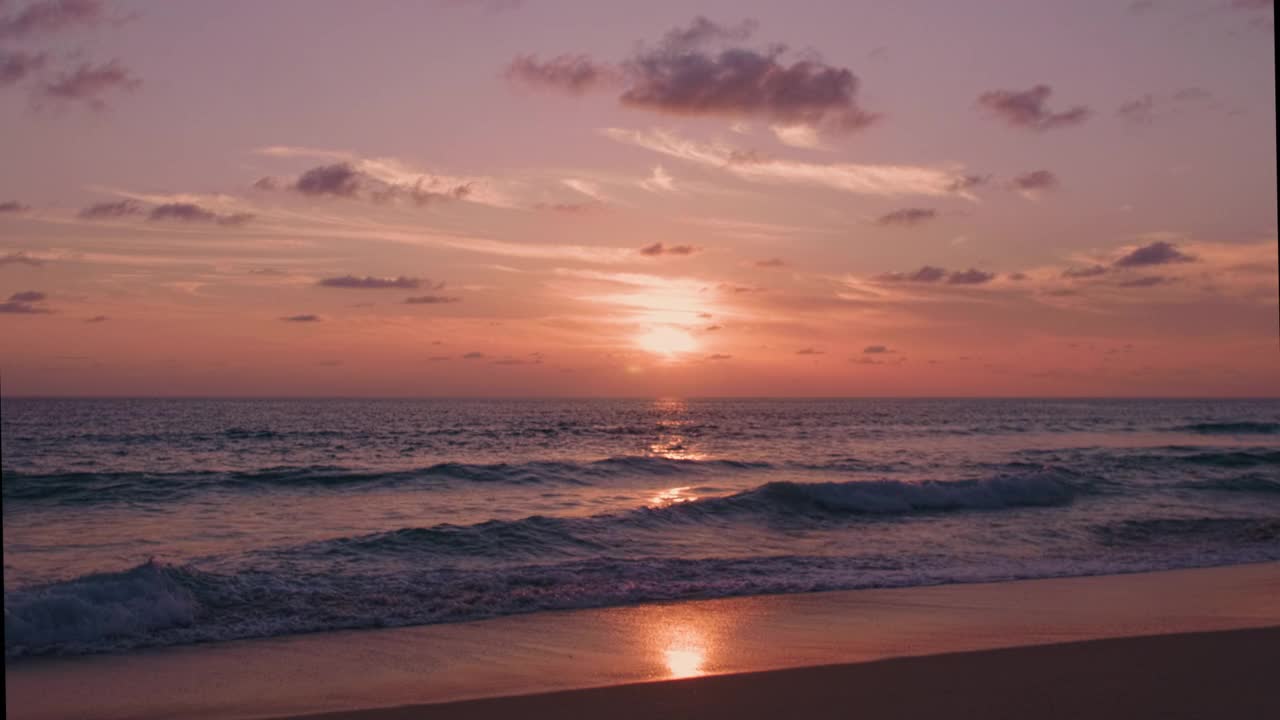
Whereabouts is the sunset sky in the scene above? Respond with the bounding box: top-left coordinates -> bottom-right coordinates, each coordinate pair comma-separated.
0,0 -> 1276,397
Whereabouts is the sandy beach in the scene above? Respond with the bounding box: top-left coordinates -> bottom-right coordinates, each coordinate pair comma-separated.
290,627 -> 1280,720
7,561 -> 1280,720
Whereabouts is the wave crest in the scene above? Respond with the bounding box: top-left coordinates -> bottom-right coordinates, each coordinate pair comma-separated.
685,471 -> 1077,517
4,561 -> 199,656
1177,421 -> 1280,435
1,456 -> 773,503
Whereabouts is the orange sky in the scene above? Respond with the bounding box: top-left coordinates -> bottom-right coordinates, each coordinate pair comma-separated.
1,1 -> 1276,396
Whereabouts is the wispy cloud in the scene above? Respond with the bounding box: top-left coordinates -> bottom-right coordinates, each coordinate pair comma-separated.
603,127 -> 973,198
639,165 -> 676,192
561,178 -> 608,202
555,268 -> 727,328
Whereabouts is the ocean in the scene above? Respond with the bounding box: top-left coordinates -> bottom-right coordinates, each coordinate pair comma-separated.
3,398 -> 1279,659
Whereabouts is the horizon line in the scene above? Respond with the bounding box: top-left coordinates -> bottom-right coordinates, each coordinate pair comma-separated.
3,395 -> 1279,401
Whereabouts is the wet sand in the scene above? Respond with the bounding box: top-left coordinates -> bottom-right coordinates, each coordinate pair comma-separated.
6,562 -> 1280,720
289,627 -> 1280,720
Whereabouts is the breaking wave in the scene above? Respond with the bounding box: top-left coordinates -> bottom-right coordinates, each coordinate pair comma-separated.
1176,421 -> 1280,436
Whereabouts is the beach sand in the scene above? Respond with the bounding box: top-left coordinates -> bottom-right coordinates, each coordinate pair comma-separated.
292,627 -> 1280,720
7,562 -> 1280,720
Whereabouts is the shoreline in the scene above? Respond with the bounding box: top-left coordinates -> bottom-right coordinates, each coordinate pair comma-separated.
278,627 -> 1280,720
7,561 -> 1279,720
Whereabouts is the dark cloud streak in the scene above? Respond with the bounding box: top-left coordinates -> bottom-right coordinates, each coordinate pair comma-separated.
1062,265 -> 1108,279
0,0 -> 104,39
0,289 -> 51,313
508,16 -> 879,135
1012,169 -> 1058,191
41,59 -> 140,108
0,49 -> 46,87
876,208 -> 936,226
148,203 -> 253,226
319,275 -> 425,289
0,251 -> 44,267
639,242 -> 699,256
877,265 -> 996,285
977,85 -> 1089,131
505,54 -> 618,94
1113,240 -> 1195,267
79,199 -> 142,219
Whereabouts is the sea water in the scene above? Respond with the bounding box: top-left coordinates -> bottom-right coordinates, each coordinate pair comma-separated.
4,397 -> 1278,658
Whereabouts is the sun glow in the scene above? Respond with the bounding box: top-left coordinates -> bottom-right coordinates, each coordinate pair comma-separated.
635,327 -> 699,357
663,647 -> 706,678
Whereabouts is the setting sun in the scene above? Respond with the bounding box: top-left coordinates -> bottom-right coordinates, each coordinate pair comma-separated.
635,327 -> 699,358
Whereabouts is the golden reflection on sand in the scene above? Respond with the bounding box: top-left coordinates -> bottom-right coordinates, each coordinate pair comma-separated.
628,599 -> 754,680
663,646 -> 706,678
660,625 -> 709,679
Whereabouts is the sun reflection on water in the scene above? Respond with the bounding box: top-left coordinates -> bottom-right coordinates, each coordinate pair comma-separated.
647,437 -> 706,461
648,398 -> 711,461
648,485 -> 699,507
